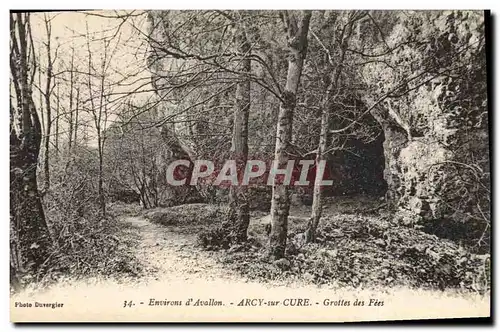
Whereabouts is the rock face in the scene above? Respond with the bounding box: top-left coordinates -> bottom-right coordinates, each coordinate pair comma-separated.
371,106 -> 409,203
396,139 -> 454,225
363,12 -> 489,248
156,125 -> 203,207
374,75 -> 489,232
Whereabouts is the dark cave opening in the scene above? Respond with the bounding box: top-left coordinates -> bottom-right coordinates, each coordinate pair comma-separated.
324,120 -> 387,198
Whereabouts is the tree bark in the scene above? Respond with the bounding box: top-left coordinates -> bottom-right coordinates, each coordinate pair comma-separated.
305,12 -> 360,242
55,82 -> 60,158
10,13 -> 52,282
305,96 -> 329,242
85,30 -> 107,216
67,47 -> 75,151
269,10 -> 312,260
98,138 -> 106,215
38,47 -> 44,134
74,87 -> 79,147
43,14 -> 53,192
228,23 -> 251,243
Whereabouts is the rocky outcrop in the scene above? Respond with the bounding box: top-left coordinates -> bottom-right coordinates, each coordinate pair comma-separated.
156,125 -> 203,207
396,139 -> 454,225
364,11 -> 489,247
371,106 -> 409,202
374,76 -> 489,231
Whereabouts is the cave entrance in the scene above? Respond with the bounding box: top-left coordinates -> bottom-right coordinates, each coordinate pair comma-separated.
324,116 -> 387,198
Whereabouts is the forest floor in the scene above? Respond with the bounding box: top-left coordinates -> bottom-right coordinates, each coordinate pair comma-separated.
11,198 -> 490,321
138,197 -> 490,292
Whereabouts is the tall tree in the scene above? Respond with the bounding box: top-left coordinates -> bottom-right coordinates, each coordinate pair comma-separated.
67,46 -> 76,151
227,13 -> 251,243
305,11 -> 367,242
10,13 -> 52,281
146,11 -> 271,219
74,86 -> 80,146
42,13 -> 55,192
55,81 -> 60,158
85,24 -> 112,215
268,10 -> 312,259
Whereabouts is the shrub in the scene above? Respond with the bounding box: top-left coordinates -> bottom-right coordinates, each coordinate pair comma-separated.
197,224 -> 232,250
35,152 -> 144,288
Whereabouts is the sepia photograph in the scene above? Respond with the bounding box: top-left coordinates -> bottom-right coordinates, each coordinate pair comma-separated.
9,9 -> 491,322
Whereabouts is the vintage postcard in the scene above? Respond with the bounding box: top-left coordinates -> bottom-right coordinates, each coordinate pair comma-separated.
10,9 -> 490,322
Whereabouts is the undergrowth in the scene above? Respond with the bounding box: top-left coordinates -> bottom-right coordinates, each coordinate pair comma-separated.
17,168 -> 147,290
214,213 -> 490,294
134,198 -> 490,294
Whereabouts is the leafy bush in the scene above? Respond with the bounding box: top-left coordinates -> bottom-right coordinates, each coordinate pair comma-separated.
197,224 -> 232,250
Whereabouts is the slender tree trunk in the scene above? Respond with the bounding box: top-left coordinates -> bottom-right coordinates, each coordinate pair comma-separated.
269,10 -> 311,260
67,48 -> 75,151
43,15 -> 53,192
140,135 -> 153,209
10,13 -> 52,283
38,48 -> 44,134
305,12 -> 360,242
74,87 -> 79,147
305,96 -> 329,242
97,132 -> 106,215
55,82 -> 59,158
228,25 -> 251,243
85,29 -> 107,216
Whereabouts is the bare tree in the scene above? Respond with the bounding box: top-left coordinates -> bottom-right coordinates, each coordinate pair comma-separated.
67,46 -> 76,151
10,12 -> 52,282
84,23 -> 118,215
42,13 -> 57,192
305,11 -> 367,242
268,10 -> 312,259
227,13 -> 251,243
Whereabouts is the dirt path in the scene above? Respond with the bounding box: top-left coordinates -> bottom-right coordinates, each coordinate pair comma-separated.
11,212 -> 490,322
121,215 -> 236,284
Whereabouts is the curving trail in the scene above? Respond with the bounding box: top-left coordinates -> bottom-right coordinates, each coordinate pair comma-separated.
120,215 -> 236,284
10,213 -> 490,322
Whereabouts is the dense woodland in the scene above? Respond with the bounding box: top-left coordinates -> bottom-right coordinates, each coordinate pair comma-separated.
10,10 -> 490,293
